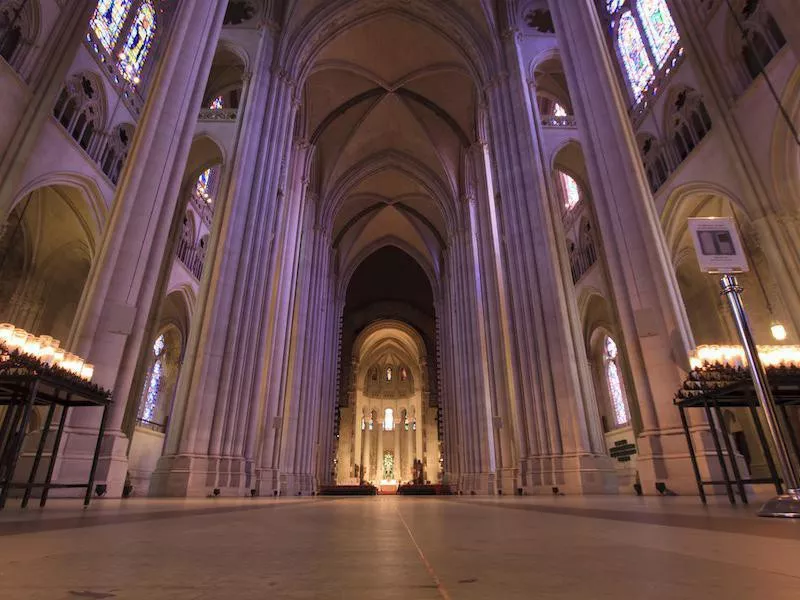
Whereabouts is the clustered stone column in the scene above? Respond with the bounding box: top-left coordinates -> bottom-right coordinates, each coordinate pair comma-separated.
549,0 -> 715,494
56,0 -> 228,496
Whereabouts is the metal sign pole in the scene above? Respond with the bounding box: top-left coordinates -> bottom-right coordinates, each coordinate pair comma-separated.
719,274 -> 800,517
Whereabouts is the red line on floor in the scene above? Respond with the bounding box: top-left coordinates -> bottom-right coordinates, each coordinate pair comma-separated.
395,503 -> 453,600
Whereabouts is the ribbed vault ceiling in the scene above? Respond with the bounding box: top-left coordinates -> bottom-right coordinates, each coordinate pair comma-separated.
302,11 -> 479,280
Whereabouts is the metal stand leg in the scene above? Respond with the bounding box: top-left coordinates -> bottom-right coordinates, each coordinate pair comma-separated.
0,382 -> 37,509
748,403 -> 783,495
713,401 -> 748,504
703,400 -> 735,504
41,405 -> 68,507
21,402 -> 55,508
679,405 -> 706,504
84,404 -> 109,507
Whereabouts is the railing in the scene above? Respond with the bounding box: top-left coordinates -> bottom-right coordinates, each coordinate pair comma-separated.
541,115 -> 577,128
176,237 -> 204,280
571,243 -> 597,284
190,192 -> 215,227
136,417 -> 167,434
198,107 -> 238,121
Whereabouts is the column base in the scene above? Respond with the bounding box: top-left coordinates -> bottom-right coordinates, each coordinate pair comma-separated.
495,467 -> 520,495
524,453 -> 619,495
149,454 -> 216,497
49,427 -> 129,498
459,472 -> 497,495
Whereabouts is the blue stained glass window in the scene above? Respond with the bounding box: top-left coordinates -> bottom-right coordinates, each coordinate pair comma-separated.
142,334 -> 166,422
617,11 -> 654,100
638,0 -> 679,67
91,0 -> 133,51
119,1 -> 156,83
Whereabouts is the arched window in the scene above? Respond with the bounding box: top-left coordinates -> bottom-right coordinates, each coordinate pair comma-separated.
557,170 -> 581,212
53,74 -> 103,153
638,0 -> 680,67
639,135 -> 671,192
553,102 -> 567,117
209,95 -> 224,109
118,1 -> 156,83
195,167 -> 216,203
139,334 -> 166,424
384,408 -> 394,431
386,365 -> 392,381
604,336 -> 630,426
617,11 -> 654,100
91,0 -> 133,52
737,0 -> 786,80
668,88 -> 712,161
606,1 -> 681,101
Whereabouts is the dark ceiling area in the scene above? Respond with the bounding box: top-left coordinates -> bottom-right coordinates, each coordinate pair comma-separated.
338,246 -> 438,407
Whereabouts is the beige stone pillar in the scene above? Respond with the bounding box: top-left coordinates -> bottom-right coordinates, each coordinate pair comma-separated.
0,1 -> 95,217
376,416 -> 384,483
393,410 -> 400,480
550,1 -> 707,494
363,414 -> 372,483
57,0 -> 228,497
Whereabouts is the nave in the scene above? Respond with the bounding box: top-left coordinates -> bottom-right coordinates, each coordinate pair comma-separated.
0,495 -> 798,599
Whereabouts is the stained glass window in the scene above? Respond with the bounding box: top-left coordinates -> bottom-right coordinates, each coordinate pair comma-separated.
384,408 -> 394,431
91,0 -> 132,52
617,12 -> 654,99
141,334 -> 166,422
210,96 -> 224,109
386,366 -> 392,381
361,417 -> 365,431
553,102 -> 568,117
607,0 -> 625,12
604,337 -> 629,426
638,0 -> 679,66
195,167 -> 215,203
382,451 -> 394,481
119,1 -> 156,83
558,171 -> 581,211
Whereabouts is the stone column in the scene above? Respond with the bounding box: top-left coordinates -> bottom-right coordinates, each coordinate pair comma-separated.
376,416 -> 384,482
363,417 -> 372,483
57,0 -> 227,497
549,1 -> 714,494
353,407 -> 363,482
0,1 -> 95,217
405,412 -> 412,481
151,29 -> 299,496
764,0 -> 800,56
393,409 -> 400,480
481,27 -> 617,494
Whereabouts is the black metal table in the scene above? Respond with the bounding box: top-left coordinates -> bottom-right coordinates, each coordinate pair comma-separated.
0,352 -> 112,509
675,365 -> 800,505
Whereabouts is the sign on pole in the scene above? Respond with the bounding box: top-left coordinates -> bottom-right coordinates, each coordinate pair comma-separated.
688,217 -> 749,273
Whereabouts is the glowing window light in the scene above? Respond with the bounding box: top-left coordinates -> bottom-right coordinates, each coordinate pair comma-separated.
553,102 -> 568,117
604,336 -> 629,426
384,408 -> 394,431
119,1 -> 156,83
195,167 -> 215,203
209,96 -> 224,109
91,0 -> 132,52
558,171 -> 581,211
617,11 -> 654,100
638,0 -> 680,67
141,334 -> 166,422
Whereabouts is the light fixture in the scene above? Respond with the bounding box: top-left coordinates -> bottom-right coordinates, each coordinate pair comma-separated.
771,322 -> 787,341
690,344 -> 800,369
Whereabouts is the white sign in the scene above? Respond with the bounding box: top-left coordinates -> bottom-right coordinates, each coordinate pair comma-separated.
688,217 -> 749,273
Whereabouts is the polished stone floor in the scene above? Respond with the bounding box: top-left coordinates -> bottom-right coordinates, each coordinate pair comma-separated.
0,494 -> 799,599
